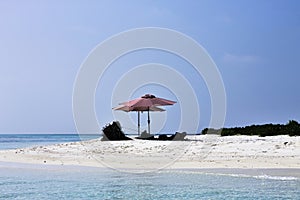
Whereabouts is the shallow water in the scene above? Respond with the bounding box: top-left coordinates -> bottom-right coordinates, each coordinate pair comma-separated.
0,163 -> 299,200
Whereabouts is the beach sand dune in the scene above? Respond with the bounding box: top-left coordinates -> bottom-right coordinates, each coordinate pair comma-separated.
0,135 -> 299,171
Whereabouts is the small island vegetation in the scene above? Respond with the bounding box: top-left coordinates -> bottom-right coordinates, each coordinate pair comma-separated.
201,120 -> 300,137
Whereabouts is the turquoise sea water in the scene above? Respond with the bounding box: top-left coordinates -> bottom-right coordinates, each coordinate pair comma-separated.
0,134 -> 98,150
0,163 -> 299,200
0,134 -> 299,199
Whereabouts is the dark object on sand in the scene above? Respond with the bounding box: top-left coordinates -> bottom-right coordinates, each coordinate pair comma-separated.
101,121 -> 132,141
137,130 -> 155,140
172,132 -> 187,141
136,131 -> 186,141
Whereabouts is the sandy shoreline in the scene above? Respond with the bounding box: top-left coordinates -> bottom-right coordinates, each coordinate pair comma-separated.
1,161 -> 299,180
0,135 -> 299,173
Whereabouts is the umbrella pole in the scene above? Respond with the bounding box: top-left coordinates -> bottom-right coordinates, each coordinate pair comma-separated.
138,111 -> 140,136
147,108 -> 150,134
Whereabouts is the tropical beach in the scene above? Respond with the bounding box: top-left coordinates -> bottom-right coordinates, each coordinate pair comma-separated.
2,94 -> 299,177
1,0 -> 300,199
0,134 -> 299,172
1,132 -> 300,199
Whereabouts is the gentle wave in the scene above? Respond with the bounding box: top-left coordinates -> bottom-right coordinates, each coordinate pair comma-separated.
253,174 -> 298,181
160,169 -> 299,181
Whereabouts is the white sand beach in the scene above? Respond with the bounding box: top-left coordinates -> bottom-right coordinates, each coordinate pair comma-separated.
0,135 -> 299,171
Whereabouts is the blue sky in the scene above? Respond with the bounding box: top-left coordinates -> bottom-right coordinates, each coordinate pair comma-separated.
0,0 -> 299,133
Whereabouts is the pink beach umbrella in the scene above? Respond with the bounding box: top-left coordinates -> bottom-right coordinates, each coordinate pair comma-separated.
113,94 -> 176,135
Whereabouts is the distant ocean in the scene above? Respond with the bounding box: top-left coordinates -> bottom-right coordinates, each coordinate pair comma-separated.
0,134 -> 99,150
0,134 -> 299,199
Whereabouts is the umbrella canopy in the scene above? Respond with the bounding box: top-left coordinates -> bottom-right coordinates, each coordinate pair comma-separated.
113,105 -> 165,112
113,94 -> 176,135
120,94 -> 176,108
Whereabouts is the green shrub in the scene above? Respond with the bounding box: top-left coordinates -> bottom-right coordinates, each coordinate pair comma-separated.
201,120 -> 300,137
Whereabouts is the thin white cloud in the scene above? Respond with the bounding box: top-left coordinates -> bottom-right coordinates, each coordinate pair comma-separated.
223,53 -> 260,64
